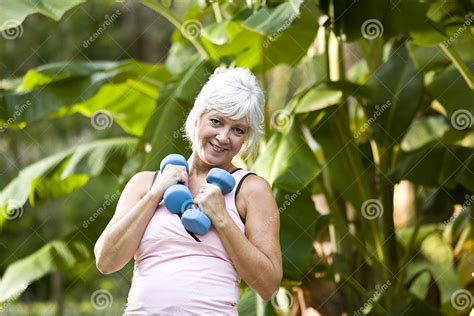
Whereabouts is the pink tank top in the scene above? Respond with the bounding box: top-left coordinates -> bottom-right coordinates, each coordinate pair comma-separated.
124,168 -> 254,315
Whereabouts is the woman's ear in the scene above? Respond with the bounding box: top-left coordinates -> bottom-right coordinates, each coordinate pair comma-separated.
195,114 -> 201,130
193,114 -> 202,141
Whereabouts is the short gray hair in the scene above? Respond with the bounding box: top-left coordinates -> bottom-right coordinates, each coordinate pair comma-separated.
185,67 -> 265,159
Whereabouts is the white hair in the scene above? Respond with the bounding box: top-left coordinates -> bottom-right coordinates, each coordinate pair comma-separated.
185,67 -> 265,159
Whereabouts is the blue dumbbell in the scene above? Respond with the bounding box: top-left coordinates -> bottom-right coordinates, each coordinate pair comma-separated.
161,154 -> 193,214
181,168 -> 236,235
160,154 -> 189,174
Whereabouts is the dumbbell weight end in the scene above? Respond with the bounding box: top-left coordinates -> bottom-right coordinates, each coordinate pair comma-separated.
181,208 -> 212,235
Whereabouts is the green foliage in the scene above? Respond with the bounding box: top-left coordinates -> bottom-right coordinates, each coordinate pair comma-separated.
0,0 -> 85,31
364,45 -> 425,148
0,137 -> 137,227
254,120 -> 320,191
140,58 -> 213,171
392,145 -> 474,192
274,187 -> 321,281
0,213 -> 108,302
0,61 -> 171,135
238,287 -> 278,315
0,0 -> 473,314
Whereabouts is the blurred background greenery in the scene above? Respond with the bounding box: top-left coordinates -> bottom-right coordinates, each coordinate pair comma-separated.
0,0 -> 473,315
0,1 -> 177,314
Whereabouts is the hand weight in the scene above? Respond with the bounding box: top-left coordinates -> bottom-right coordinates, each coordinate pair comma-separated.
160,154 -> 236,235
181,168 -> 236,235
161,154 -> 193,214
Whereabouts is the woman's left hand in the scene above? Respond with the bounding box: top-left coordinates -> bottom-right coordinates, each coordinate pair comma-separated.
193,183 -> 229,225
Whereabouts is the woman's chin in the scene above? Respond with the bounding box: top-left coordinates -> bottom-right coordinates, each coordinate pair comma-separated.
206,152 -> 225,164
202,147 -> 228,164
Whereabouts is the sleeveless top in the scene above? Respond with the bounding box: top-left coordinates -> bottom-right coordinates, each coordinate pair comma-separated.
124,168 -> 255,315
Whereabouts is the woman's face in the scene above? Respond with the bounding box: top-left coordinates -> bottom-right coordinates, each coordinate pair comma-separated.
195,110 -> 249,167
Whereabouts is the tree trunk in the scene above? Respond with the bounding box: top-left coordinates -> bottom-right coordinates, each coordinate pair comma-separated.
51,271 -> 64,316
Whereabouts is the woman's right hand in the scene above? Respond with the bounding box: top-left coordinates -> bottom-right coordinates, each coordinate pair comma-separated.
150,164 -> 189,196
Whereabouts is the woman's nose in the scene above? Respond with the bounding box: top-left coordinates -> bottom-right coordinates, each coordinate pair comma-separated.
216,129 -> 230,143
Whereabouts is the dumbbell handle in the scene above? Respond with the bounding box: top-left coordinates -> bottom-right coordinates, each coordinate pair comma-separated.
181,168 -> 235,235
160,154 -> 190,214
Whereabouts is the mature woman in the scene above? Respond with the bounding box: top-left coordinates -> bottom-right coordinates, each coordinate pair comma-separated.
94,67 -> 282,315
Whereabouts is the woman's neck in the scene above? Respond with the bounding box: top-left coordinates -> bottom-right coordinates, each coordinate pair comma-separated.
188,152 -> 235,177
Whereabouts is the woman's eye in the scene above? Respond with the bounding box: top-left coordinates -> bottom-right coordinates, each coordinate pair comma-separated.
210,119 -> 220,125
235,128 -> 245,135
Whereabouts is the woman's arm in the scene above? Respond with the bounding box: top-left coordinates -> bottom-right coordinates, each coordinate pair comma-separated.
94,171 -> 163,274
95,163 -> 189,274
196,175 -> 283,301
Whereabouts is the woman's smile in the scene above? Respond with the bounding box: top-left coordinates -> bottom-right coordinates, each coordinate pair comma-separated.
209,142 -> 227,153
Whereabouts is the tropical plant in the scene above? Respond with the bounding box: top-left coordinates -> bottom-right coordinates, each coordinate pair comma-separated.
1,0 -> 473,315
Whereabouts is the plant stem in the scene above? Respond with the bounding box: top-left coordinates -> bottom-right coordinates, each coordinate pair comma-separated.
338,273 -> 386,314
396,215 -> 422,294
139,0 -> 210,60
378,146 -> 400,310
359,38 -> 384,73
439,43 -> 474,89
328,27 -> 386,274
211,1 -> 223,23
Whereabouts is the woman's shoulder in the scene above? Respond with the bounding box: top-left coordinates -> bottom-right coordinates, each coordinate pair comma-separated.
238,172 -> 272,195
235,172 -> 273,222
131,170 -> 157,182
125,171 -> 158,195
